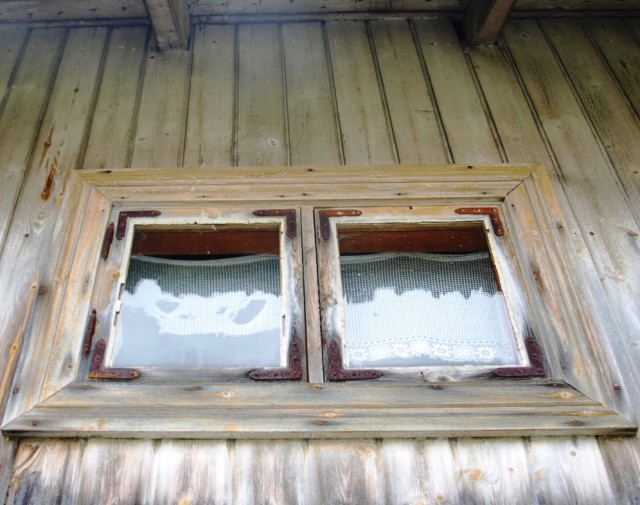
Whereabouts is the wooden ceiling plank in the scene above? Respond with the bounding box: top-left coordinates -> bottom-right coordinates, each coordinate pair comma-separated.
463,0 -> 516,45
0,0 -> 147,23
144,0 -> 190,50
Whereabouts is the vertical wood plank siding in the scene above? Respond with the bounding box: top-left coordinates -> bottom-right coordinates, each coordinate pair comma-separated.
0,16 -> 638,503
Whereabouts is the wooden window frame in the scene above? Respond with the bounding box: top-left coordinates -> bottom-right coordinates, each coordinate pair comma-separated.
316,208 -> 528,381
2,164 -> 636,438
93,209 -> 305,381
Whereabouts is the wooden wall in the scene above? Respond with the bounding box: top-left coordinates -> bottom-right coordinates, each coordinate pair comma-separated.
0,16 -> 639,503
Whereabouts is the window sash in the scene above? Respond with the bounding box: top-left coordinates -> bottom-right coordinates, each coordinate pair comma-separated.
90,207 -> 305,381
315,206 -> 531,382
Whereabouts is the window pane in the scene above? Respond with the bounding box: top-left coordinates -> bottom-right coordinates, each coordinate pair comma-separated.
339,252 -> 518,368
111,252 -> 282,369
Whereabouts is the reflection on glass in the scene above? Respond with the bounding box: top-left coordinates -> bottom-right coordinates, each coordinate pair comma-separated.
340,252 -> 518,368
111,254 -> 281,368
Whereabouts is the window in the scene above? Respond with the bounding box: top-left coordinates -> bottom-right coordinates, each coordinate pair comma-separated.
316,208 -> 532,382
3,165 -> 635,438
91,209 -> 304,381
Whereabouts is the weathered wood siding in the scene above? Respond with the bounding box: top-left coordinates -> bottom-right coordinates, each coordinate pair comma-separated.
0,16 -> 638,503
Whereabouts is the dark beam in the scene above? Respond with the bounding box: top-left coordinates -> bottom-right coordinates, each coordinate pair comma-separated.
144,0 -> 190,50
463,0 -> 516,45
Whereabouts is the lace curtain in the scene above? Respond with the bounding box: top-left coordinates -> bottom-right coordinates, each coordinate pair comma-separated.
111,254 -> 282,368
340,252 -> 518,367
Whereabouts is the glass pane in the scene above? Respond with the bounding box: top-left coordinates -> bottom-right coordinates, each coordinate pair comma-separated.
111,254 -> 282,368
340,252 -> 518,368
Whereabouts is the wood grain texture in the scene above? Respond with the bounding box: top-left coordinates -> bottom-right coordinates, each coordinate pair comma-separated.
189,0 -> 466,16
454,438 -> 537,504
599,437 -> 640,505
527,437 -> 616,504
130,45 -> 190,167
370,19 -> 449,164
326,21 -> 395,165
503,19 -> 640,416
1,16 -> 640,504
232,440 -> 306,504
380,439 -> 461,503
463,0 -> 516,45
583,18 -> 640,119
0,0 -> 147,22
413,19 -> 502,164
236,23 -> 287,167
0,29 -> 65,253
6,439 -> 84,505
83,26 -> 149,170
7,436 -> 640,504
0,27 -> 108,422
0,27 -> 26,109
301,207 -> 324,383
306,440 -> 383,504
183,24 -> 236,167
282,23 -> 342,166
0,0 -> 638,25
0,30 -> 65,505
144,0 -> 189,50
4,380 -> 635,438
76,438 -> 154,504
542,18 -> 640,224
38,189 -> 111,403
468,41 -> 637,418
149,440 -> 230,503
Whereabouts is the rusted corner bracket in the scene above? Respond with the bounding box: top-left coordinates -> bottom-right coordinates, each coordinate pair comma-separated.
327,339 -> 382,381
252,209 -> 297,238
493,335 -> 546,377
318,210 -> 363,240
101,223 -> 115,260
116,210 -> 162,240
88,339 -> 140,380
455,207 -> 504,237
249,335 -> 302,380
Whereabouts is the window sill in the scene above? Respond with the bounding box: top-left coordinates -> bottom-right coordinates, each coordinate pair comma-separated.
3,381 -> 635,438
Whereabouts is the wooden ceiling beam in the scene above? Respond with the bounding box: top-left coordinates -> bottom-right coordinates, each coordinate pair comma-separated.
463,0 -> 516,45
144,0 -> 190,50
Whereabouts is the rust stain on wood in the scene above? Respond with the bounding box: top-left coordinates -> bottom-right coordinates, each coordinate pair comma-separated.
38,126 -> 54,169
40,166 -> 56,201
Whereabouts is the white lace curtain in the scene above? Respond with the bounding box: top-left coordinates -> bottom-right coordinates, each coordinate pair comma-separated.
111,255 -> 282,368
340,253 -> 518,368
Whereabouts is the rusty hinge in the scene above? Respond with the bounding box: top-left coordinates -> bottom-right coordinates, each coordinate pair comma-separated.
493,334 -> 545,377
88,339 -> 140,380
455,207 -> 504,237
82,309 -> 97,357
327,339 -> 382,381
318,210 -> 362,240
116,210 -> 162,240
101,223 -> 115,260
248,333 -> 302,381
252,209 -> 297,238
